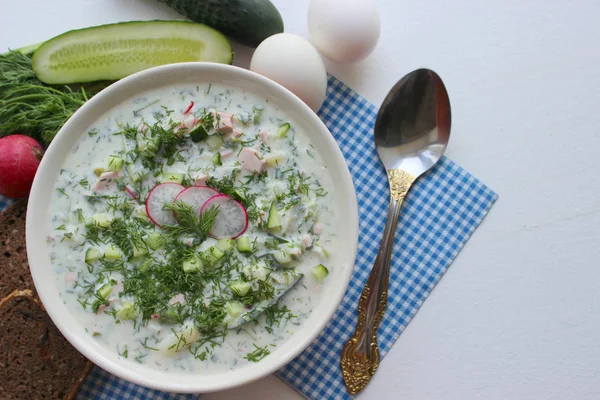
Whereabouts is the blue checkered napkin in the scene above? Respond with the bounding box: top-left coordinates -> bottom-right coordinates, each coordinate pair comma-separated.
76,367 -> 197,400
275,76 -> 498,399
0,195 -> 15,213
0,75 -> 497,399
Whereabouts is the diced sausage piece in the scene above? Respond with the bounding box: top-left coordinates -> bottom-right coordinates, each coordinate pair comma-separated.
65,271 -> 78,283
95,171 -> 120,191
194,174 -> 209,186
259,130 -> 271,143
239,148 -> 265,172
220,149 -> 234,159
213,111 -> 234,133
168,293 -> 186,305
226,128 -> 243,139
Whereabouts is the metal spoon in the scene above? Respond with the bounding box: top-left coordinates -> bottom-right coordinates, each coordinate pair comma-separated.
340,69 -> 451,394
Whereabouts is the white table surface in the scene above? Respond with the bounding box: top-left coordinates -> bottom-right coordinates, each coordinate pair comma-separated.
2,0 -> 600,398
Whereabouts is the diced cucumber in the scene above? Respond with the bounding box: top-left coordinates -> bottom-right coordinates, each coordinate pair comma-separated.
94,167 -> 105,177
218,238 -> 234,251
212,152 -> 222,166
91,213 -> 111,228
230,281 -> 251,296
267,202 -> 281,229
189,125 -> 209,142
312,264 -> 329,281
32,21 -> 233,84
277,123 -> 290,138
226,301 -> 245,318
139,259 -> 153,273
265,153 -> 285,167
183,256 -> 203,273
145,233 -> 163,250
236,236 -> 252,253
315,243 -> 330,258
85,248 -> 102,263
207,135 -> 223,150
159,323 -> 200,353
107,155 -> 124,171
161,172 -> 184,183
135,205 -> 149,221
128,165 -> 147,183
116,302 -> 137,320
204,246 -> 225,266
129,244 -> 148,260
104,246 -> 122,261
159,309 -> 180,324
96,283 -> 114,300
273,250 -> 292,264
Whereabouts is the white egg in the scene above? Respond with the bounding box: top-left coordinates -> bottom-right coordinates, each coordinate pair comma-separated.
308,0 -> 381,63
250,33 -> 327,112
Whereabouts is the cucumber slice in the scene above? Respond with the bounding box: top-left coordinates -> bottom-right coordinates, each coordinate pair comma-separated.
107,155 -> 124,171
267,202 -> 281,229
204,245 -> 225,266
277,123 -> 290,138
218,238 -> 234,251
236,236 -> 252,253
273,250 -> 292,264
139,259 -> 153,273
129,245 -> 148,261
96,283 -> 114,300
161,172 -> 185,184
183,256 -> 203,273
189,125 -> 209,142
226,301 -> 245,318
212,152 -> 222,166
32,20 -> 233,84
85,248 -> 102,263
104,246 -> 122,261
230,281 -> 251,296
91,214 -> 111,228
116,302 -> 137,320
312,264 -> 329,281
145,232 -> 164,250
159,309 -> 180,324
207,135 -> 223,150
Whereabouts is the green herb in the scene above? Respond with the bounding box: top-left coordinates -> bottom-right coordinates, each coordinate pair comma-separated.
162,200 -> 219,241
0,51 -> 100,144
79,178 -> 89,189
244,344 -> 271,362
56,188 -> 69,198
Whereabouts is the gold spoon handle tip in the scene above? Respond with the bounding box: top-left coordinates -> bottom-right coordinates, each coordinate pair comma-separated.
340,169 -> 415,395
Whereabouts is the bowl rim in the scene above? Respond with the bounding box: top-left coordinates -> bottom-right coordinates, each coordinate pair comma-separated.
26,62 -> 358,393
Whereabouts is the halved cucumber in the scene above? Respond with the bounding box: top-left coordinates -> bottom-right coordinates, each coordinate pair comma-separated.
32,20 -> 233,84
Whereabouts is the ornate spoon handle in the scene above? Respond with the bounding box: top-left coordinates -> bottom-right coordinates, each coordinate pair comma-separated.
340,169 -> 416,395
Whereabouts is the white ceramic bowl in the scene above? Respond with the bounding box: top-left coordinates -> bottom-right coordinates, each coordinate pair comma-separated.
26,63 -> 358,393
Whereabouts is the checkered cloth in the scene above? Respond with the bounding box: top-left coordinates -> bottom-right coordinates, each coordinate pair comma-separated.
0,75 -> 497,399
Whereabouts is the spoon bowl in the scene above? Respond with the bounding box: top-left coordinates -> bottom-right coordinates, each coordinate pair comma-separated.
341,68 -> 451,395
375,68 -> 451,176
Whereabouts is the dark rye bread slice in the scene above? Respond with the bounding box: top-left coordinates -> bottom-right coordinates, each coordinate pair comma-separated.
0,289 -> 92,399
0,200 -> 35,300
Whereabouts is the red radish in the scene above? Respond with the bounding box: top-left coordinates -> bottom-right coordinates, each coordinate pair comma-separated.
145,182 -> 185,226
183,101 -> 194,114
174,186 -> 218,215
201,194 -> 248,239
124,186 -> 139,203
0,135 -> 43,198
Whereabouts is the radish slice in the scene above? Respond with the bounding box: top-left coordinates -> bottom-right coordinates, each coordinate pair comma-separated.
146,182 -> 185,226
174,186 -> 219,215
124,186 -> 139,203
201,194 -> 248,239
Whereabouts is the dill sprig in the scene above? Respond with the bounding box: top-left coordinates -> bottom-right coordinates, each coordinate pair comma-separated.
162,200 -> 219,241
0,51 -> 99,144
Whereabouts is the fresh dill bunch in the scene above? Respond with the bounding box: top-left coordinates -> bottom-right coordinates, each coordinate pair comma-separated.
104,218 -> 142,258
162,200 -> 219,241
0,51 -> 94,144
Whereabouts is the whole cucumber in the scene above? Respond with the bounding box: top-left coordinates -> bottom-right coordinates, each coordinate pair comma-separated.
160,0 -> 284,47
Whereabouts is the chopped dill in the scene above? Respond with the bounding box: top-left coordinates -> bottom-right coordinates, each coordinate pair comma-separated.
244,344 -> 271,362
